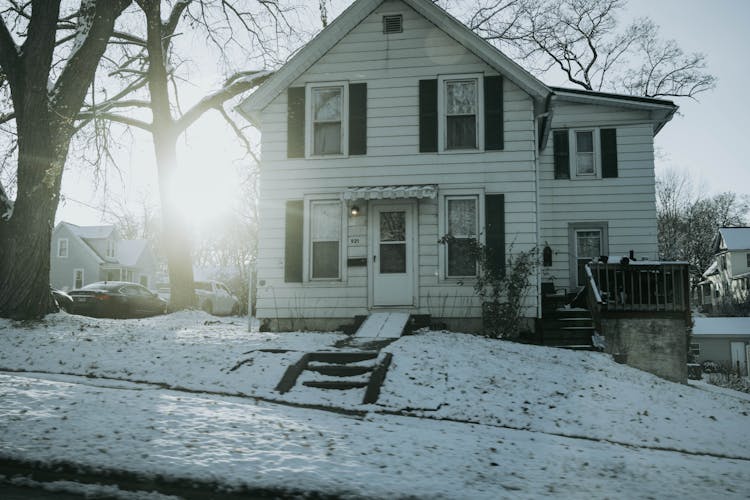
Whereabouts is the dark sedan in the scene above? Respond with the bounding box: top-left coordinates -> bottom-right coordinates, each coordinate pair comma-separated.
68,281 -> 167,319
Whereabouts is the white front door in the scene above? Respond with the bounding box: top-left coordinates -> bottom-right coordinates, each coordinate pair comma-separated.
371,203 -> 415,307
730,341 -> 747,376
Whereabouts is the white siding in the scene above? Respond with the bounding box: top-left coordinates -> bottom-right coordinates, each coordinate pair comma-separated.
255,0 -> 538,323
539,100 -> 659,292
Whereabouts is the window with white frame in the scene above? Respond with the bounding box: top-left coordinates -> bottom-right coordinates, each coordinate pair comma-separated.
74,269 -> 84,289
445,195 -> 479,277
689,343 -> 700,358
574,130 -> 595,176
309,200 -> 342,279
440,75 -> 483,151
309,84 -> 345,156
106,238 -> 116,258
57,238 -> 69,258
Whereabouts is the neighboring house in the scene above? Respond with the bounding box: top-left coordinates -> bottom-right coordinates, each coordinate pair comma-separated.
50,222 -> 158,291
237,0 -> 677,331
697,227 -> 750,308
692,317 -> 750,376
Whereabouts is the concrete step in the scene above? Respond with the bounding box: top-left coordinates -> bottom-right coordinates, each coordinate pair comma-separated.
306,365 -> 374,377
307,351 -> 379,364
302,380 -> 370,390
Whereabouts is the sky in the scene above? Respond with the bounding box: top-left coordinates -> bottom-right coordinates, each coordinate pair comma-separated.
56,0 -> 750,227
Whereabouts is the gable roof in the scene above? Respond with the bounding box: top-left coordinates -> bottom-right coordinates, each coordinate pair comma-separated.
716,227 -> 750,252
550,86 -> 678,135
117,240 -> 150,267
67,223 -> 115,240
55,222 -> 106,264
237,0 -> 551,123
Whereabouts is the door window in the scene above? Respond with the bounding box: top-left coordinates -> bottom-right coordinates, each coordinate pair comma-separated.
576,230 -> 602,285
379,211 -> 406,274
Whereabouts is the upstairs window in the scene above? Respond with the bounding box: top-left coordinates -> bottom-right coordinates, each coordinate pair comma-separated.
420,75 -> 502,153
438,75 -> 483,152
311,86 -> 344,156
445,79 -> 478,150
575,131 -> 595,176
58,238 -> 69,258
553,128 -> 618,179
288,83 -> 367,158
106,238 -> 116,258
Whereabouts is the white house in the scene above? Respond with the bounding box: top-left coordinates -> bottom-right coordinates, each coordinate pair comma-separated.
237,0 -> 677,332
697,227 -> 750,309
692,317 -> 750,376
50,222 -> 158,291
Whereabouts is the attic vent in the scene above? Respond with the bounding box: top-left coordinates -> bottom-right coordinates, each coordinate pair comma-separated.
383,14 -> 402,34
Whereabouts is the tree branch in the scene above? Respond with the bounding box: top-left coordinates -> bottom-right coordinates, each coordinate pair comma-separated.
174,70 -> 272,133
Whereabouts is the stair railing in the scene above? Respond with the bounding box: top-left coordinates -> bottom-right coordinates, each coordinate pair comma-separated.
584,262 -> 605,334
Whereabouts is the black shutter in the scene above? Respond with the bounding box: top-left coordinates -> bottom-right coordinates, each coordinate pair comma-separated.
287,87 -> 305,158
419,79 -> 438,153
284,200 -> 304,282
553,130 -> 570,179
485,194 -> 505,277
484,76 -> 503,150
349,83 -> 367,155
600,128 -> 618,178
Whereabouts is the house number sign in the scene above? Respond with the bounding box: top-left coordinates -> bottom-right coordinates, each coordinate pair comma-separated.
349,238 -> 360,245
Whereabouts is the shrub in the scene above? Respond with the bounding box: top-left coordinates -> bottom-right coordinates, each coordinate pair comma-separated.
439,235 -> 536,339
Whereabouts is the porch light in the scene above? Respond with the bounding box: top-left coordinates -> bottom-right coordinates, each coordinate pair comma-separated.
350,205 -> 360,216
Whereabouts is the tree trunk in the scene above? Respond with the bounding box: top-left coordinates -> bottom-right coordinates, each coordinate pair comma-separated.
141,0 -> 196,311
0,132 -> 66,319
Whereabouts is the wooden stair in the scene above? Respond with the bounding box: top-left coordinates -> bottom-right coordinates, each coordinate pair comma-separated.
540,307 -> 596,350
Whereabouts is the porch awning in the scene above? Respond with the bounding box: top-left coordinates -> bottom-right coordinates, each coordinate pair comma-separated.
342,185 -> 437,201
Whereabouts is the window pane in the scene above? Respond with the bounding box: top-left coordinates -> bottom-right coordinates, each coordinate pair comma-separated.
447,116 -> 476,149
312,241 -> 339,278
448,198 -> 476,236
380,243 -> 406,273
576,152 -> 595,175
446,80 -> 476,114
448,238 -> 476,276
576,230 -> 601,257
576,131 -> 593,152
380,212 -> 405,242
313,88 -> 341,121
311,202 -> 340,241
313,122 -> 341,155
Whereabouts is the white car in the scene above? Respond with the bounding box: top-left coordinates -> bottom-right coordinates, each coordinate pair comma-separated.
195,280 -> 239,316
157,280 -> 240,316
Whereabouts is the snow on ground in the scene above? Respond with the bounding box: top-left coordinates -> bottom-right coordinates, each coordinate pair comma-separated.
1,312 -> 750,498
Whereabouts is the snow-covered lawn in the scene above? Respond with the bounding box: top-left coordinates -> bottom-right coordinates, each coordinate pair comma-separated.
1,311 -> 749,498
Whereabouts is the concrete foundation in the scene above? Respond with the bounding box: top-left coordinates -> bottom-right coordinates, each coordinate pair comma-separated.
601,316 -> 688,383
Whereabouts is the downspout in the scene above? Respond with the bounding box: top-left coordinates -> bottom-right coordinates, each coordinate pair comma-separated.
533,93 -> 554,320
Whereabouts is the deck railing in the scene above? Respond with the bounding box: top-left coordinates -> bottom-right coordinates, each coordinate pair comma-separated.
585,260 -> 690,313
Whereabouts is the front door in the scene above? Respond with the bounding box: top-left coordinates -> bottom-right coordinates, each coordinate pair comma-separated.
372,203 -> 415,307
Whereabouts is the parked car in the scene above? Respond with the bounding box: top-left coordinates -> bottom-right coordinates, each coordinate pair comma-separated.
51,287 -> 73,312
68,281 -> 167,319
157,280 -> 239,316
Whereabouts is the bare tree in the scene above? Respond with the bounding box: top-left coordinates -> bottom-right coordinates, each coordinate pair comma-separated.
0,1 -> 131,319
459,0 -> 716,99
75,0 -> 298,310
656,169 -> 749,282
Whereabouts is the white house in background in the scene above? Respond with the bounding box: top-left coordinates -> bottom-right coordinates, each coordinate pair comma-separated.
697,227 -> 750,308
692,317 -> 750,376
50,222 -> 158,291
237,0 -> 677,331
